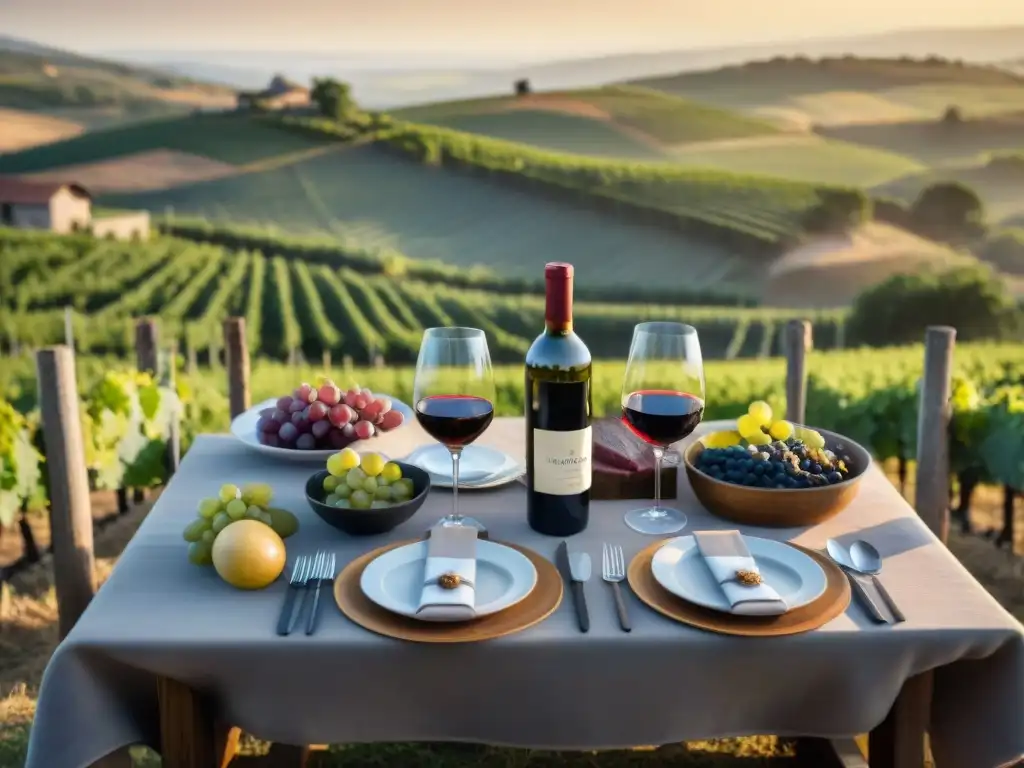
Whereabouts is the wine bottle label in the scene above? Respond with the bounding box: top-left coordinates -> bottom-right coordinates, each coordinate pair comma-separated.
532,427 -> 592,495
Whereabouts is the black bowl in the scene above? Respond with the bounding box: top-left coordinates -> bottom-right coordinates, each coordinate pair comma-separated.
305,462 -> 431,536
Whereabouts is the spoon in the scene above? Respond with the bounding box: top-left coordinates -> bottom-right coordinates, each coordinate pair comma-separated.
825,539 -> 887,624
848,540 -> 906,624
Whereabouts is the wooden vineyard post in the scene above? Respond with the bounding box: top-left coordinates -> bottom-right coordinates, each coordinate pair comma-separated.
133,319 -> 159,502
64,305 -> 75,351
915,325 -> 955,544
224,318 -> 251,419
785,319 -> 812,424
35,346 -> 96,639
869,326 -> 955,768
165,339 -> 181,477
135,318 -> 159,375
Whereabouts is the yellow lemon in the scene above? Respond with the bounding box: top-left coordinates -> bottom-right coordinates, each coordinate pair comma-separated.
211,520 -> 286,590
361,452 -> 386,478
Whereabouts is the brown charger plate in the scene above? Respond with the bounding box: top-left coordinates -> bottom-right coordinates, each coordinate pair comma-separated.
627,538 -> 851,637
334,538 -> 562,643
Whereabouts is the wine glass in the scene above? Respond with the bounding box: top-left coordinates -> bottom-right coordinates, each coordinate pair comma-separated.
620,322 -> 705,535
413,327 -> 496,529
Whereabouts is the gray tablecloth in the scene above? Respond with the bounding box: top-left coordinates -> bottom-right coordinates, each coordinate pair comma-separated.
27,419 -> 1024,768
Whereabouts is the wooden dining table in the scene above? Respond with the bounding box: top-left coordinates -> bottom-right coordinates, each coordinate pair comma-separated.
25,419 -> 1024,768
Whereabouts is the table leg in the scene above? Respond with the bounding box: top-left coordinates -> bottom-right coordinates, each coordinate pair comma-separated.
157,675 -> 240,768
868,672 -> 933,768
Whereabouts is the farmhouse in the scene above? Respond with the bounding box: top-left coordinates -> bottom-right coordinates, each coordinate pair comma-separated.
236,75 -> 311,111
0,176 -> 150,240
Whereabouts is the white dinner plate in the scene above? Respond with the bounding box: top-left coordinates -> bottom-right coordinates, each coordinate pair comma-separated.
360,539 -> 538,622
230,396 -> 414,463
651,535 -> 827,614
403,443 -> 523,489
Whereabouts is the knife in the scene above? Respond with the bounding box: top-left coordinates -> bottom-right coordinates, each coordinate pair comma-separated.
556,541 -> 591,633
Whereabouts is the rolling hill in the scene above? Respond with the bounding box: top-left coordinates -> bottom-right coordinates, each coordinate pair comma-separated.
395,85 -> 783,153
0,38 -> 237,148
391,84 -> 923,185
633,57 -> 1024,129
97,142 -> 756,295
873,154 -> 1024,226
819,111 -> 1024,166
0,113 -> 331,170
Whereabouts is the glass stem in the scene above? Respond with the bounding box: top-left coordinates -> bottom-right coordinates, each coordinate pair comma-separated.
651,446 -> 665,517
450,448 -> 462,523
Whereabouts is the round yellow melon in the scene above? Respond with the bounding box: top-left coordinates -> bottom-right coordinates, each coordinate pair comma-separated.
211,520 -> 286,590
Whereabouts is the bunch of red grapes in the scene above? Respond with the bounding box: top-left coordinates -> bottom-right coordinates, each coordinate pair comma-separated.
256,381 -> 405,450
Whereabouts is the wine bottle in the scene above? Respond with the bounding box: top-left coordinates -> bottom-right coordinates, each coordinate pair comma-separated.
525,262 -> 593,536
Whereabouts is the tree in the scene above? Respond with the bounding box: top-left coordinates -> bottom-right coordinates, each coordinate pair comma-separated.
514,79 -> 531,96
980,229 -> 1024,275
846,264 -> 1019,346
310,77 -> 355,120
909,182 -> 985,242
801,189 -> 872,234
942,105 -> 963,125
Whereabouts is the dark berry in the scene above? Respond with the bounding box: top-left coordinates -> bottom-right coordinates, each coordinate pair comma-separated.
800,458 -> 811,471
827,471 -> 843,484
810,463 -> 822,475
744,473 -> 757,485
752,463 -> 765,476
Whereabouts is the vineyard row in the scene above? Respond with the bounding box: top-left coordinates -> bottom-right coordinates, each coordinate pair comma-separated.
0,232 -> 845,364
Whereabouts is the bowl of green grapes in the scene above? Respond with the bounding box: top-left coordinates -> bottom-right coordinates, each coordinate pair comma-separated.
305,448 -> 430,535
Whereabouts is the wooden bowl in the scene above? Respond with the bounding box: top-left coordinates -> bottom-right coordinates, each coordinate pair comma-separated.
305,463 -> 431,536
683,427 -> 870,528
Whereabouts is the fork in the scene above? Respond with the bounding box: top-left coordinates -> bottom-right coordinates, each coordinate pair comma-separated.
277,555 -> 311,636
306,552 -> 336,636
602,543 -> 631,632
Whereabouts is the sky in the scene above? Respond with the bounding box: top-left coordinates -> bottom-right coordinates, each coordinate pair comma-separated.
5,0 -> 1024,60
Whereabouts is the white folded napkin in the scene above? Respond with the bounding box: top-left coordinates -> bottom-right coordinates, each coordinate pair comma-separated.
692,530 -> 788,616
416,524 -> 478,621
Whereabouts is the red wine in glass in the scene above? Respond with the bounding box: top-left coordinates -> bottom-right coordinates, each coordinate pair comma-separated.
415,395 -> 495,449
622,390 -> 704,447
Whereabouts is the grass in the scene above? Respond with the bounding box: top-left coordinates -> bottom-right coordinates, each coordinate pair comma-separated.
392,108 -> 666,160
99,144 -> 748,292
632,57 -> 1024,128
0,113 -> 328,171
819,113 -> 1024,167
395,85 -> 781,152
667,135 -> 923,186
